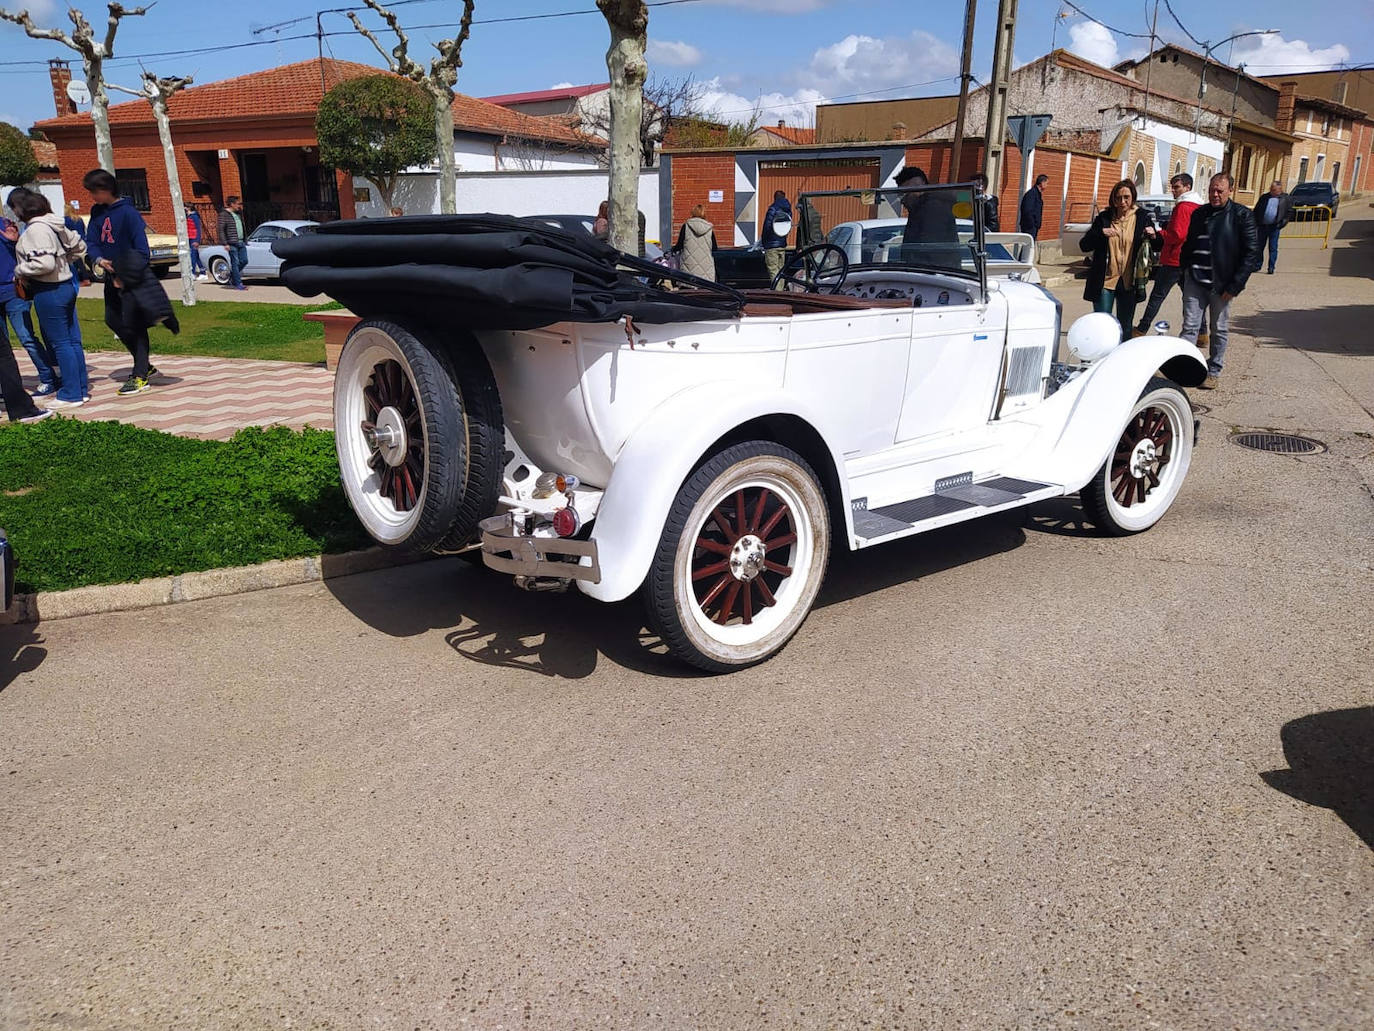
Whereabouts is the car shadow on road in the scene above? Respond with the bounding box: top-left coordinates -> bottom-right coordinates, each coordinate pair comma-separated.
327,514 -> 1031,680
1016,495 -> 1098,538
1233,304 -> 1374,357
0,622 -> 47,691
1261,707 -> 1373,851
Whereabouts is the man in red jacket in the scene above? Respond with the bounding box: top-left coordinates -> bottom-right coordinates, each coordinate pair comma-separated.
1134,172 -> 1204,337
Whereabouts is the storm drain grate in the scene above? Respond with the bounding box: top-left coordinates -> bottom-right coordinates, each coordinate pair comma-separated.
1229,431 -> 1327,455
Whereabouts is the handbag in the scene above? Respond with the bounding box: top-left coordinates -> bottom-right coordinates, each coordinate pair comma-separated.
13,274 -> 29,301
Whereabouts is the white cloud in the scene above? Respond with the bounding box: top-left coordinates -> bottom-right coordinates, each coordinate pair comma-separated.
548,81 -> 576,89
801,31 -> 961,99
1228,33 -> 1350,76
696,77 -> 825,128
647,39 -> 703,68
1066,21 -> 1120,68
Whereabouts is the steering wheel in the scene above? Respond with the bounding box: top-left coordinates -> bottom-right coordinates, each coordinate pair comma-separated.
771,243 -> 849,294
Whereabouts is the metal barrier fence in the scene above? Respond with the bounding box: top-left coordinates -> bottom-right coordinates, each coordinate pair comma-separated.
1281,205 -> 1333,249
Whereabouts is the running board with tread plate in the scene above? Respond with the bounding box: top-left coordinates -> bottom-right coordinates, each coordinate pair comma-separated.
852,476 -> 1061,545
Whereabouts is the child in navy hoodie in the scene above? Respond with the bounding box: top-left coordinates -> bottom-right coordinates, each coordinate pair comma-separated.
83,167 -> 166,395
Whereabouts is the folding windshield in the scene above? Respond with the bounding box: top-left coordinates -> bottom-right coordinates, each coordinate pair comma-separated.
796,183 -> 983,281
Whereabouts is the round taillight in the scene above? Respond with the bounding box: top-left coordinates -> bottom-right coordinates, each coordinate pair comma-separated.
552,506 -> 580,538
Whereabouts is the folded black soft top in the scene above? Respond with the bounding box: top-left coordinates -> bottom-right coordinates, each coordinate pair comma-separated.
274,213 -> 744,329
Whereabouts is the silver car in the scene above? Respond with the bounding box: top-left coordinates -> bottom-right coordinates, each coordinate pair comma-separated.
201,219 -> 319,284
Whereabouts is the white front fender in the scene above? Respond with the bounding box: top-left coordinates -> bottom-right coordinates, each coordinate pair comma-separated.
1003,335 -> 1206,491
577,384 -> 851,603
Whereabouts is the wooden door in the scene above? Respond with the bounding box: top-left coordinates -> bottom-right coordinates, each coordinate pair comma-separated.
757,161 -> 880,243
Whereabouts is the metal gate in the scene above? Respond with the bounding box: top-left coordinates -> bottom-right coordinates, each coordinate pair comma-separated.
757,160 -> 880,243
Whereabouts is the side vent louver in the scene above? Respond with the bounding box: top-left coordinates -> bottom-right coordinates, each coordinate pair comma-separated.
1005,346 -> 1046,399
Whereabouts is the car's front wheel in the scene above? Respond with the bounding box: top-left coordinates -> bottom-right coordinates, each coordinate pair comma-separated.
643,442 -> 830,672
209,255 -> 230,285
1081,377 -> 1194,535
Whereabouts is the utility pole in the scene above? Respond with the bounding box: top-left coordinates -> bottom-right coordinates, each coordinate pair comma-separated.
1142,0 -> 1159,127
982,0 -> 1018,194
950,0 -> 977,181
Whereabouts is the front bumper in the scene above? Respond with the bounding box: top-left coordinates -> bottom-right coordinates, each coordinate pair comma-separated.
478,512 -> 600,584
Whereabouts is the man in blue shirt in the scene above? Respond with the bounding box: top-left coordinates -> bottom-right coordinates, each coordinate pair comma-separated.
0,215 -> 60,396
83,168 -> 162,395
1250,181 -> 1291,275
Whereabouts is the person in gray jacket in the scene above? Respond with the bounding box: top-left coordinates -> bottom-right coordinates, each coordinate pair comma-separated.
216,196 -> 248,290
675,204 -> 718,282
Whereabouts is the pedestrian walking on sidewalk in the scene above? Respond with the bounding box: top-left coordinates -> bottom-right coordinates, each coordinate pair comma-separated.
217,196 -> 248,290
760,190 -> 793,287
186,208 -> 206,280
1018,173 -> 1048,245
1251,181 -> 1292,275
1134,173 -> 1203,337
83,168 -> 176,396
9,188 -> 89,410
0,213 -> 59,397
1080,178 -> 1159,338
1179,172 -> 1260,390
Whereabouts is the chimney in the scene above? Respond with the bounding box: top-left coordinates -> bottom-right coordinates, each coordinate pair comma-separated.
776,119 -> 786,128
49,60 -> 77,117
1276,80 -> 1297,134
889,120 -> 908,141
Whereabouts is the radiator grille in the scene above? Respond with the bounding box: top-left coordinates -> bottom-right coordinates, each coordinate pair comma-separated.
1004,345 -> 1046,398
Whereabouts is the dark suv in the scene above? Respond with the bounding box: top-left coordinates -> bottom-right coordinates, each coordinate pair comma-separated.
1289,181 -> 1339,219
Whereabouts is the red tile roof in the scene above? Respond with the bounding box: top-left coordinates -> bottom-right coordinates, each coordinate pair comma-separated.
483,83 -> 609,105
30,138 -> 58,169
759,125 -> 816,145
34,57 -> 600,147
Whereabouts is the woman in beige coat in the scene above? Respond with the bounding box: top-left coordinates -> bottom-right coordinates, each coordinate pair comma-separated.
674,203 -> 718,282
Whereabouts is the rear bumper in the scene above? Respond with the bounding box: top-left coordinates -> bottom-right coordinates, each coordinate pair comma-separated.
478,513 -> 600,584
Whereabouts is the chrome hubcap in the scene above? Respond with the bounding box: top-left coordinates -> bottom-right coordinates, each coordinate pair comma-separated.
1129,438 -> 1158,479
730,534 -> 767,582
364,405 -> 408,468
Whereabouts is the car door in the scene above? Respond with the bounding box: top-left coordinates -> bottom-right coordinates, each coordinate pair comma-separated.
243,225 -> 287,275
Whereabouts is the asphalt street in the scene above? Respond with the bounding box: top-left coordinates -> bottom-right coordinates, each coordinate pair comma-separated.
3,214 -> 1371,1030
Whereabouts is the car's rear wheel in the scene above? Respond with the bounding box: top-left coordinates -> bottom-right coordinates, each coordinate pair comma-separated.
209,256 -> 230,285
1081,377 -> 1193,535
643,442 -> 830,672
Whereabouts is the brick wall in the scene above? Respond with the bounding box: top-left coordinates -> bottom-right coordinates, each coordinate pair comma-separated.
667,152 -> 735,243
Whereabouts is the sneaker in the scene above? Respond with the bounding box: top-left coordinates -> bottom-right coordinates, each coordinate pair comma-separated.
195,273 -> 208,282
31,382 -> 58,397
234,284 -> 249,291
1199,375 -> 1219,390
116,376 -> 150,396
18,408 -> 53,424
46,397 -> 86,409
146,364 -> 162,381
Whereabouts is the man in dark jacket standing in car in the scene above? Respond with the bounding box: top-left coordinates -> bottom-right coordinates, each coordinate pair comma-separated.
1179,172 -> 1260,390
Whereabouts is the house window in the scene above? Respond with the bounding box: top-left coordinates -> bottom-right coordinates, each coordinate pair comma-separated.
115,168 -> 151,212
1237,146 -> 1254,192
1174,160 -> 1182,175
1133,160 -> 1146,190
1331,160 -> 1341,186
305,165 -> 339,211
1298,156 -> 1309,183
1314,154 -> 1326,180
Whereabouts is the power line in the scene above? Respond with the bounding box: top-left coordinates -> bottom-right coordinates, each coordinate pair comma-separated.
1161,0 -> 1204,48
1059,0 -> 1154,40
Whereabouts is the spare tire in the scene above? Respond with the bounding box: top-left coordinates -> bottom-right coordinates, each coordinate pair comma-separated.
433,327 -> 505,551
333,319 -> 471,551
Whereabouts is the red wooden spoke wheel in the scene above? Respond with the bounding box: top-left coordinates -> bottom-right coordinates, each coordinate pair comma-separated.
690,485 -> 799,626
1109,405 -> 1174,508
361,358 -> 425,513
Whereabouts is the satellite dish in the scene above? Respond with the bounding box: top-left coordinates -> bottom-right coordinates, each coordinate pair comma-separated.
66,80 -> 91,106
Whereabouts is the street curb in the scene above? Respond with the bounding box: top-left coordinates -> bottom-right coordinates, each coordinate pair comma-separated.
0,548 -> 434,626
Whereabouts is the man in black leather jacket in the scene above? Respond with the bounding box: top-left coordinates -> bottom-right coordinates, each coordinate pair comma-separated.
1178,172 -> 1260,389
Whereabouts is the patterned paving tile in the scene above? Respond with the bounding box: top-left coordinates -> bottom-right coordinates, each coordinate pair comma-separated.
18,349 -> 335,441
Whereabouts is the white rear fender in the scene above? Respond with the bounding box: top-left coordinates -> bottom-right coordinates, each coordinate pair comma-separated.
1004,335 -> 1206,491
577,385 -> 851,603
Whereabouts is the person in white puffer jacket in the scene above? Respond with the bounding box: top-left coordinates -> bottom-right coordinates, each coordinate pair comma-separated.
9,187 -> 88,407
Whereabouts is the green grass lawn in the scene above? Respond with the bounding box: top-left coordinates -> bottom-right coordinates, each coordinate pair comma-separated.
0,419 -> 369,594
71,297 -> 331,364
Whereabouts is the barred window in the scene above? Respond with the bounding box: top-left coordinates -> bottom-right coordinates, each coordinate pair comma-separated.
115,168 -> 151,212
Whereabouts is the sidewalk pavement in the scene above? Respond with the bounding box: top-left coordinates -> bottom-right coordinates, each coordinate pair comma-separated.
23,350 -> 334,441
77,280 -> 326,306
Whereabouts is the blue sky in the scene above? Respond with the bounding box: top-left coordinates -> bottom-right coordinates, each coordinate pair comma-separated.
1,0 -> 1367,132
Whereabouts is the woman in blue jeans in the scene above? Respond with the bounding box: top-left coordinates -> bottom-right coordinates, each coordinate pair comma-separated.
9,189 -> 88,408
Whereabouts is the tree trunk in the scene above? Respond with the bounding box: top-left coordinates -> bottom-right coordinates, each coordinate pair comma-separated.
151,92 -> 194,306
89,61 -> 115,173
600,3 -> 648,254
372,175 -> 396,214
434,92 -> 457,215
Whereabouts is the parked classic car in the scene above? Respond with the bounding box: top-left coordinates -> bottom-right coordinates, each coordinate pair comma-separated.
276,185 -> 1206,672
88,230 -> 179,280
202,219 -> 318,284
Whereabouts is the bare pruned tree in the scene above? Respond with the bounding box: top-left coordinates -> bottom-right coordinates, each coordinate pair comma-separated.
109,71 -> 195,305
346,0 -> 475,215
579,74 -> 704,167
0,3 -> 150,173
595,0 -> 648,254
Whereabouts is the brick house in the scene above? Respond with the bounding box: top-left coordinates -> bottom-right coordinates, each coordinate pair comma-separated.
1276,85 -> 1370,195
34,57 -> 602,239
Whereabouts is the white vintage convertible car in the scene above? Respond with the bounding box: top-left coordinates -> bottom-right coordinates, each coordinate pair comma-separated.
277,185 -> 1205,672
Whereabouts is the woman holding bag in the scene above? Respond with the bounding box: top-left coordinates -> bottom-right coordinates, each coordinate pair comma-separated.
1080,179 -> 1158,337
9,188 -> 88,408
